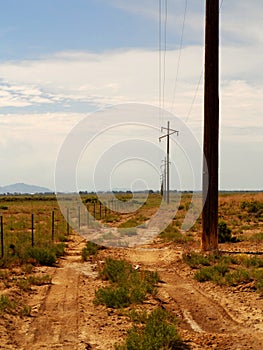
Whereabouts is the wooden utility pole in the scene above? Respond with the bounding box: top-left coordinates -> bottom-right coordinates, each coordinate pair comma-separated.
202,0 -> 219,251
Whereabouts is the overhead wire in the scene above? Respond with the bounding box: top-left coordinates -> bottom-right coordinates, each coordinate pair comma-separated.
158,0 -> 162,116
185,0 -> 224,123
170,0 -> 188,114
162,0 -> 168,112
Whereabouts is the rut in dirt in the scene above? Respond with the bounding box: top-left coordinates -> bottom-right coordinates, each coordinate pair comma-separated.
159,269 -> 263,349
12,240 -> 90,350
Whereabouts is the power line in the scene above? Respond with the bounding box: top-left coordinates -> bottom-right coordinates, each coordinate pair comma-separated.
162,0 -> 168,111
159,0 -> 162,115
185,0 -> 223,124
185,68 -> 203,123
170,0 -> 188,113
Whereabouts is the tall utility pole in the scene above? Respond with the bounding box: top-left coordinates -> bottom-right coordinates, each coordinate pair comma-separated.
159,121 -> 179,204
202,0 -> 219,251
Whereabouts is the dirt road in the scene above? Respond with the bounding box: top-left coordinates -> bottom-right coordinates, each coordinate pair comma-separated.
2,236 -> 263,349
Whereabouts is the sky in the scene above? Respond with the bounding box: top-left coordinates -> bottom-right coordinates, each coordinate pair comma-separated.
0,0 -> 262,192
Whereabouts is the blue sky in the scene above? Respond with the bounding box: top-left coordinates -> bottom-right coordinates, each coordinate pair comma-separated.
0,0 -> 262,191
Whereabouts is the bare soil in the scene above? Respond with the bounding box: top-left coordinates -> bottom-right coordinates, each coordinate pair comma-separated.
1,234 -> 263,349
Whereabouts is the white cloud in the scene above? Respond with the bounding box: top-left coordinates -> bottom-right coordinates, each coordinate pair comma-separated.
0,81 -> 59,107
0,45 -> 261,129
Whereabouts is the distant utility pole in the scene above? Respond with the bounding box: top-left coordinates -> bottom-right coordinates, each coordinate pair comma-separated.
202,0 -> 219,251
159,121 -> 179,204
160,158 -> 167,201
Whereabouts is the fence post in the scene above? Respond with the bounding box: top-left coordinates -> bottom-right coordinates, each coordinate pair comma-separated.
93,202 -> 96,219
67,208 -> 70,235
87,205 -> 90,226
31,213 -> 34,247
1,215 -> 3,258
78,206 -> 81,231
52,210 -> 55,241
99,202 -> 102,219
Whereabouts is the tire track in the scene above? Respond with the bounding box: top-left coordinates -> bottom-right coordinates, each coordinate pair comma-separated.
14,238 -> 88,350
159,270 -> 263,349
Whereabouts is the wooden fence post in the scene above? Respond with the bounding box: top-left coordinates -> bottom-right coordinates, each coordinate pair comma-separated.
52,210 -> 55,241
93,202 -> 96,219
87,205 -> 90,226
99,202 -> 102,219
78,206 -> 81,231
1,215 -> 3,258
67,208 -> 70,235
31,213 -> 34,247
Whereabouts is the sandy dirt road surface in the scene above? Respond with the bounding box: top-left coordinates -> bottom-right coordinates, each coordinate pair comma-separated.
1,234 -> 263,349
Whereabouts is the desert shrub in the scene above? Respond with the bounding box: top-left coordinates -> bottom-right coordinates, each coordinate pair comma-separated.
26,247 -> 56,266
100,258 -> 133,283
241,201 -> 263,214
95,286 -> 130,308
183,252 -> 211,269
0,295 -> 16,314
225,269 -> 252,286
57,234 -> 69,242
52,242 -> 66,257
160,224 -> 192,243
95,258 -> 159,308
20,304 -> 32,317
194,264 -> 228,285
115,308 -> 181,350
218,220 -> 232,243
254,269 -> 263,294
82,241 -> 99,261
118,216 -> 147,229
249,233 -> 263,242
118,227 -> 137,237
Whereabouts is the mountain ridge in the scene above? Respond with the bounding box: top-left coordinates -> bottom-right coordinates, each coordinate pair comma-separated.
0,183 -> 52,194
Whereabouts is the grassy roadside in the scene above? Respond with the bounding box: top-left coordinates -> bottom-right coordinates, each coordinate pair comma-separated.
183,252 -> 263,295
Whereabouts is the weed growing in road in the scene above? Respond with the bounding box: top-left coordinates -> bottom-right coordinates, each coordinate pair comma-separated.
82,241 -> 100,261
160,223 -> 193,243
114,308 -> 181,350
94,258 -> 159,308
16,274 -> 52,291
0,295 -> 16,314
183,252 -> 211,268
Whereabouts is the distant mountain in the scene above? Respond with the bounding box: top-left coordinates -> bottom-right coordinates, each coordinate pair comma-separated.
0,183 -> 51,194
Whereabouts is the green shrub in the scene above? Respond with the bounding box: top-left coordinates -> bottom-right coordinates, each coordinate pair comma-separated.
115,308 -> 181,350
254,269 -> 263,293
249,233 -> 263,242
52,242 -> 66,257
225,269 -> 252,286
95,286 -> 130,308
26,247 -> 57,266
183,252 -> 211,269
20,304 -> 32,317
0,295 -> 16,314
194,266 -> 221,284
82,241 -> 99,261
95,259 -> 159,308
119,228 -> 138,237
218,220 -> 232,243
160,225 -> 192,243
100,258 -> 133,283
